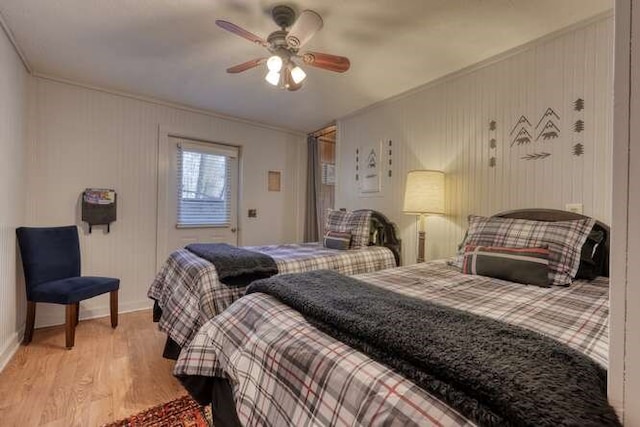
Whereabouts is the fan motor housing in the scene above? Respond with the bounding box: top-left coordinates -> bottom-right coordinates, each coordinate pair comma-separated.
271,5 -> 296,29
267,30 -> 288,47
267,30 -> 297,58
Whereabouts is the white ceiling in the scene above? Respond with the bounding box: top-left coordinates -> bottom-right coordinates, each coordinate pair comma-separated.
0,0 -> 612,132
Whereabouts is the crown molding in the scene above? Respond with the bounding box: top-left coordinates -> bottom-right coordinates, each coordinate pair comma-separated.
0,9 -> 32,73
32,72 -> 306,137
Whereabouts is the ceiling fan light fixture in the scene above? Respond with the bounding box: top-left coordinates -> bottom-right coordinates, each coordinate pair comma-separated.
265,70 -> 281,86
266,55 -> 283,72
290,66 -> 306,84
217,6 -> 350,91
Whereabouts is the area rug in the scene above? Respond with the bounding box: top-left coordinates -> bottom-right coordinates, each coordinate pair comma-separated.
104,395 -> 213,427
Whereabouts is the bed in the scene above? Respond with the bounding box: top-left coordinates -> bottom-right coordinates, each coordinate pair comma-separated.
173,209 -> 619,426
148,209 -> 401,354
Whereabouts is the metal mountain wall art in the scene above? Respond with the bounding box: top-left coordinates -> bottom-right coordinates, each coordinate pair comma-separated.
509,107 -> 564,161
535,108 -> 561,141
510,115 -> 532,146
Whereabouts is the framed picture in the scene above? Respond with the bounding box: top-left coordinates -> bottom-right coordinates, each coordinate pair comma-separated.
321,163 -> 335,185
359,141 -> 382,194
268,170 -> 281,192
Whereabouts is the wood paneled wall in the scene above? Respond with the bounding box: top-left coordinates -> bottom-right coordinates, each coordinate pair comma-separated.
336,16 -> 613,266
26,78 -> 306,328
0,26 -> 28,369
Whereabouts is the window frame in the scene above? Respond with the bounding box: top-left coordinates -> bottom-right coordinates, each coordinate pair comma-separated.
175,140 -> 238,228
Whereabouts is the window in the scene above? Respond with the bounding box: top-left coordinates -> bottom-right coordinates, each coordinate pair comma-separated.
176,141 -> 237,227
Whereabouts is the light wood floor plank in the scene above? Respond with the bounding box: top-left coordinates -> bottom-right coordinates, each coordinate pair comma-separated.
0,310 -> 185,426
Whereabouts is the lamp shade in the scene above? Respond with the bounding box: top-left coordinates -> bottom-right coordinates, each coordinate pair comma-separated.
267,55 -> 283,72
286,10 -> 323,48
402,170 -> 445,215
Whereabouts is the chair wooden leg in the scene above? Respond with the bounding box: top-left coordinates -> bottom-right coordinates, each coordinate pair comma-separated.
110,290 -> 118,328
75,303 -> 80,326
65,304 -> 76,349
23,301 -> 36,345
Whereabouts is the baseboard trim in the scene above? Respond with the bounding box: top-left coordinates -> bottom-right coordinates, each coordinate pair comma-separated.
0,327 -> 24,372
0,301 -> 154,372
34,299 -> 154,329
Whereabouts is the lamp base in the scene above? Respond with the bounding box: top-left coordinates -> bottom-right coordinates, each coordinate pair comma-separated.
417,230 -> 425,263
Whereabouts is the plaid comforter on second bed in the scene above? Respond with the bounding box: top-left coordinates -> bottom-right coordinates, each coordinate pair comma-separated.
174,261 -> 609,426
148,243 -> 396,347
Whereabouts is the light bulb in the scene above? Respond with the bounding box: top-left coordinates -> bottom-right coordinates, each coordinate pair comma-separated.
267,56 -> 283,72
290,66 -> 306,84
265,71 -> 280,86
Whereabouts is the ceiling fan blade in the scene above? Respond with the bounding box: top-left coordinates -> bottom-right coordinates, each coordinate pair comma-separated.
301,52 -> 350,73
215,20 -> 267,46
283,67 -> 303,91
226,58 -> 266,73
286,10 -> 323,48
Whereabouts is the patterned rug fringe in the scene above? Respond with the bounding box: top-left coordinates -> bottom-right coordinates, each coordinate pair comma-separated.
103,395 -> 212,427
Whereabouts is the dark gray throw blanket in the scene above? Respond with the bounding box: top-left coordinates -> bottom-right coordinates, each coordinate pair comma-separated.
246,270 -> 620,427
186,243 -> 278,287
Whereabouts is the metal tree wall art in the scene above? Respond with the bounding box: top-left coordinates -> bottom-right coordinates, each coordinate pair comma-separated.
573,143 -> 584,156
572,98 -> 585,157
489,120 -> 498,168
522,152 -> 551,161
355,148 -> 359,181
388,140 -> 393,178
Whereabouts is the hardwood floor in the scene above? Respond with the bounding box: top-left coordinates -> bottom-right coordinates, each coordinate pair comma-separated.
0,310 -> 186,426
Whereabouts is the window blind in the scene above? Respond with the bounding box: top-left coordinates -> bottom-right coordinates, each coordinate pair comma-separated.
176,140 -> 238,227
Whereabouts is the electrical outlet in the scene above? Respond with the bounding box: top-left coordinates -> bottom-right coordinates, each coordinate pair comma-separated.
248,209 -> 257,218
565,203 -> 583,214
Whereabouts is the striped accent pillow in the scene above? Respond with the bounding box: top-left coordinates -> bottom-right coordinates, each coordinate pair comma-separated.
454,215 -> 595,286
324,209 -> 371,249
323,231 -> 352,250
462,245 -> 551,287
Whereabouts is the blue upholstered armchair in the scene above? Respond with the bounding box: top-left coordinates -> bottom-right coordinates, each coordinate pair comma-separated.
16,226 -> 120,348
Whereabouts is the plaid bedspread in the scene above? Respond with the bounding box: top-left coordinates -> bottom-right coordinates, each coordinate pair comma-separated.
148,243 -> 396,347
174,261 -> 609,426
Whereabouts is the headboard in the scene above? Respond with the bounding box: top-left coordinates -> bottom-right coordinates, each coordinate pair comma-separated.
353,209 -> 401,266
493,208 -> 610,277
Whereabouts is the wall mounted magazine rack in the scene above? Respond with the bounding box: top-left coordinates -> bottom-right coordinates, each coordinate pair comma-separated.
82,188 -> 117,233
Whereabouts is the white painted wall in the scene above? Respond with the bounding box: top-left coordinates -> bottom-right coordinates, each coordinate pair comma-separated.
336,16 -> 613,266
611,0 -> 640,424
26,77 -> 306,327
0,25 -> 28,369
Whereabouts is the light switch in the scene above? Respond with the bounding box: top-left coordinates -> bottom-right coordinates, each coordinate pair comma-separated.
565,203 -> 583,214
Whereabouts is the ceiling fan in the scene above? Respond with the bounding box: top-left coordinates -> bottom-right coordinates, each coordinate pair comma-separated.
216,5 -> 351,91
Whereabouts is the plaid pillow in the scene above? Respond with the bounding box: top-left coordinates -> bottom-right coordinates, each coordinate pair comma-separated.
323,231 -> 352,250
324,209 -> 372,249
462,245 -> 551,287
453,215 -> 595,286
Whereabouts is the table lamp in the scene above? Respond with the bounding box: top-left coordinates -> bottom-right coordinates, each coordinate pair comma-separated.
402,170 -> 445,263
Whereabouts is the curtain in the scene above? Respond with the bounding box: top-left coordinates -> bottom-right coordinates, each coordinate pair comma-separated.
303,135 -> 322,242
